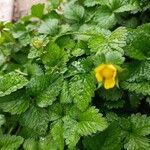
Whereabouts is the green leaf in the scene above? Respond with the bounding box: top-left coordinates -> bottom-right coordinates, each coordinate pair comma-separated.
124,136 -> 150,150
77,107 -> 108,136
38,136 -> 58,150
108,27 -> 128,53
60,80 -> 72,104
0,90 -> 29,115
23,138 -> 38,150
69,74 -> 96,111
126,61 -> 150,82
64,4 -> 85,21
88,34 -> 108,53
63,116 -> 80,150
0,134 -> 24,150
121,81 -> 150,95
83,122 -> 124,150
94,6 -> 117,29
36,76 -> 63,107
31,3 -> 45,18
0,72 -> 28,97
42,42 -> 68,70
27,74 -> 50,96
125,29 -> 150,60
50,0 -> 62,9
38,19 -> 59,35
26,63 -> 43,76
130,114 -> 150,136
105,51 -> 125,65
63,107 -> 108,149
114,4 -> 139,13
20,105 -> 49,135
51,120 -> 64,150
48,103 -> 63,121
89,27 -> 127,54
100,0 -> 140,12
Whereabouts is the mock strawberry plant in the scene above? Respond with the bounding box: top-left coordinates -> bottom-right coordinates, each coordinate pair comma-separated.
0,0 -> 150,149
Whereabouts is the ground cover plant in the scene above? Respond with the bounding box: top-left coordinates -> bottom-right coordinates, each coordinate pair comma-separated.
1,0 -> 150,149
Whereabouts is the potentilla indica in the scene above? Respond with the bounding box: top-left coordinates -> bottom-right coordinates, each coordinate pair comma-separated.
95,64 -> 117,89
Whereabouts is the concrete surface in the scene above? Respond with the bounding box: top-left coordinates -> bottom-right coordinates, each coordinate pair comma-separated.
0,0 -> 48,22
0,0 -> 14,21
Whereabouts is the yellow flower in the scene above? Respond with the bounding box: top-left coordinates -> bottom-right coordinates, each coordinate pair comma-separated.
95,64 -> 117,89
32,40 -> 43,49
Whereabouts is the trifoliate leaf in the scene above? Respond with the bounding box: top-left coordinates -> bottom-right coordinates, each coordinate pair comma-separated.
0,72 -> 28,97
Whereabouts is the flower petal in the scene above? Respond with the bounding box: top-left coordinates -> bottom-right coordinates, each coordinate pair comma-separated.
95,73 -> 103,82
95,64 -> 106,73
104,78 -> 116,89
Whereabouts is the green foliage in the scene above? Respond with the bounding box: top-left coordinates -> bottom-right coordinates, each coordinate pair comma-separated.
69,74 -> 96,111
0,90 -> 29,115
19,105 -> 49,135
0,0 -> 150,149
88,27 -> 127,54
64,2 -> 85,21
0,72 -> 28,97
31,3 -> 45,18
36,75 -> 63,107
0,135 -> 24,150
63,106 -> 108,149
83,114 -> 150,150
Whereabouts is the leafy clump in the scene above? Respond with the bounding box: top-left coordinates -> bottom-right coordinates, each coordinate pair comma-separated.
0,0 -> 150,149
